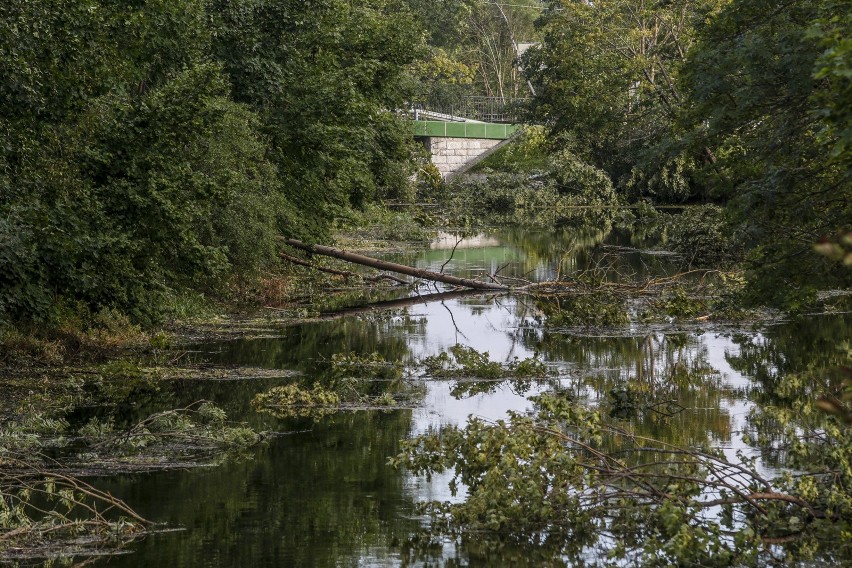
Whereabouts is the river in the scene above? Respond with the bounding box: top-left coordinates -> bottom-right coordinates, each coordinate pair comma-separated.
98,226 -> 848,566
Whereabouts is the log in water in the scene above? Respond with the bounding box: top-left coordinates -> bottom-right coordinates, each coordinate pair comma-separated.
279,238 -> 510,291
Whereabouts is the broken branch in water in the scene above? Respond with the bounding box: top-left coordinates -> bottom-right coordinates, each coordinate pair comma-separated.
279,237 -> 727,301
1,452 -> 151,561
279,238 -> 510,291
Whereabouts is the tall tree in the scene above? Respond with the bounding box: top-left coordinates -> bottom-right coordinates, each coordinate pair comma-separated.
0,0 -> 287,324
0,0 -> 425,325
210,0 -> 423,239
678,0 -> 851,303
524,0 -> 726,200
406,0 -> 541,106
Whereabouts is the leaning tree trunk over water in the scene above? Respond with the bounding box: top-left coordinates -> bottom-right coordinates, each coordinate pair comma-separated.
279,238 -> 510,291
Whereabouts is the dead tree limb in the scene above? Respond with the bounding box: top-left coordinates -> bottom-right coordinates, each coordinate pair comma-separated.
280,251 -> 408,285
280,252 -> 352,278
280,238 -> 510,291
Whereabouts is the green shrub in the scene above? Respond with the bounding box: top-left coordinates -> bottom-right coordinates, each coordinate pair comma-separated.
537,292 -> 629,328
476,126 -> 550,173
664,205 -> 743,268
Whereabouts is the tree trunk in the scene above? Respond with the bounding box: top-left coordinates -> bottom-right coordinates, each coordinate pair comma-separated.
279,238 -> 510,291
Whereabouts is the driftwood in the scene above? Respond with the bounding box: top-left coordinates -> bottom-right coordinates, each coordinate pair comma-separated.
279,238 -> 510,291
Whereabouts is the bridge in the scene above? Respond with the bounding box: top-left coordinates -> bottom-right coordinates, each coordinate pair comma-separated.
410,97 -> 523,179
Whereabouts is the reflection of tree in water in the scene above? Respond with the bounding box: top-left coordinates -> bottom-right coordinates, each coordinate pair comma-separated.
727,315 -> 848,389
412,292 -> 738,451
525,330 -> 735,449
726,315 -> 850,467
496,225 -> 679,284
498,225 -> 607,272
308,286 -> 407,313
197,315 -> 424,373
397,316 -> 851,565
101,410 -> 418,567
402,531 -> 577,567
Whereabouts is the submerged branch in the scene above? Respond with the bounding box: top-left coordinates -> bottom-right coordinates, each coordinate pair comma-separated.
1,453 -> 152,561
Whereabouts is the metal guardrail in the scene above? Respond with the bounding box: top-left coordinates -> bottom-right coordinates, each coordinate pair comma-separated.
414,109 -> 482,123
412,96 -> 527,124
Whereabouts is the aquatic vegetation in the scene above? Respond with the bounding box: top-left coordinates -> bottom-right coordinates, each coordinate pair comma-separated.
253,384 -> 342,419
253,352 -> 415,418
1,401 -> 262,473
0,456 -> 150,561
421,345 -> 551,380
536,291 -> 629,328
331,351 -> 404,382
393,389 -> 852,565
0,400 -> 260,562
420,345 -> 553,400
422,345 -> 505,379
509,354 -> 552,379
255,347 -> 553,417
252,382 -> 415,419
76,402 -> 262,470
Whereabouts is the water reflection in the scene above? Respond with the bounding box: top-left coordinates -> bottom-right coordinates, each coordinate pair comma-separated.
102,411 -> 418,568
98,227 -> 848,566
393,227 -> 679,286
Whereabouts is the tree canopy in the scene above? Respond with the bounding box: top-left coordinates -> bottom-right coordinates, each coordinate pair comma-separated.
0,0 -> 423,325
522,0 -> 851,304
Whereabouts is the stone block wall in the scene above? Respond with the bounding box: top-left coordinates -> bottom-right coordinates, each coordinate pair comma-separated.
422,137 -> 502,178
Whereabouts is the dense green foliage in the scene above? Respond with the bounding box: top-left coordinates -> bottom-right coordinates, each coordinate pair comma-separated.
525,0 -> 724,200
475,125 -> 550,172
441,145 -> 622,230
677,0 -> 851,303
396,345 -> 852,565
211,0 -> 422,214
0,0 -> 421,326
406,0 -> 540,104
523,0 -> 850,304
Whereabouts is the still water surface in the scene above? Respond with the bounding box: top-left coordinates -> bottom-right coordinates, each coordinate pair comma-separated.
102,228 -> 848,566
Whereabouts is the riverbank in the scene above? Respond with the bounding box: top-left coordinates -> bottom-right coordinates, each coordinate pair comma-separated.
2,190 -> 849,565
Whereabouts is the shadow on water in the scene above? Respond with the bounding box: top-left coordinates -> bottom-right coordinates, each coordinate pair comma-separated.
96,227 -> 848,566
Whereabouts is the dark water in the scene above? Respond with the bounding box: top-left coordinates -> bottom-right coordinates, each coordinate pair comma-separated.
99,228 -> 849,567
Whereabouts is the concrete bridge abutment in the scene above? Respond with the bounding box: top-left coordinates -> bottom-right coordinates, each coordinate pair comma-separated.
420,137 -> 503,179
412,120 -> 520,180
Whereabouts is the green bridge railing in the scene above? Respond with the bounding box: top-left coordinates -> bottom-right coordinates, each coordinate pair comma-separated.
412,120 -> 520,140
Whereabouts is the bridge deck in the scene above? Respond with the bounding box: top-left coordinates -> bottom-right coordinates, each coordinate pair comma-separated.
413,120 -> 519,140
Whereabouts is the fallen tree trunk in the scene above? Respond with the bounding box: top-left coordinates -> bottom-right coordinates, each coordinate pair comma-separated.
280,251 -> 408,285
279,238 -> 510,291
